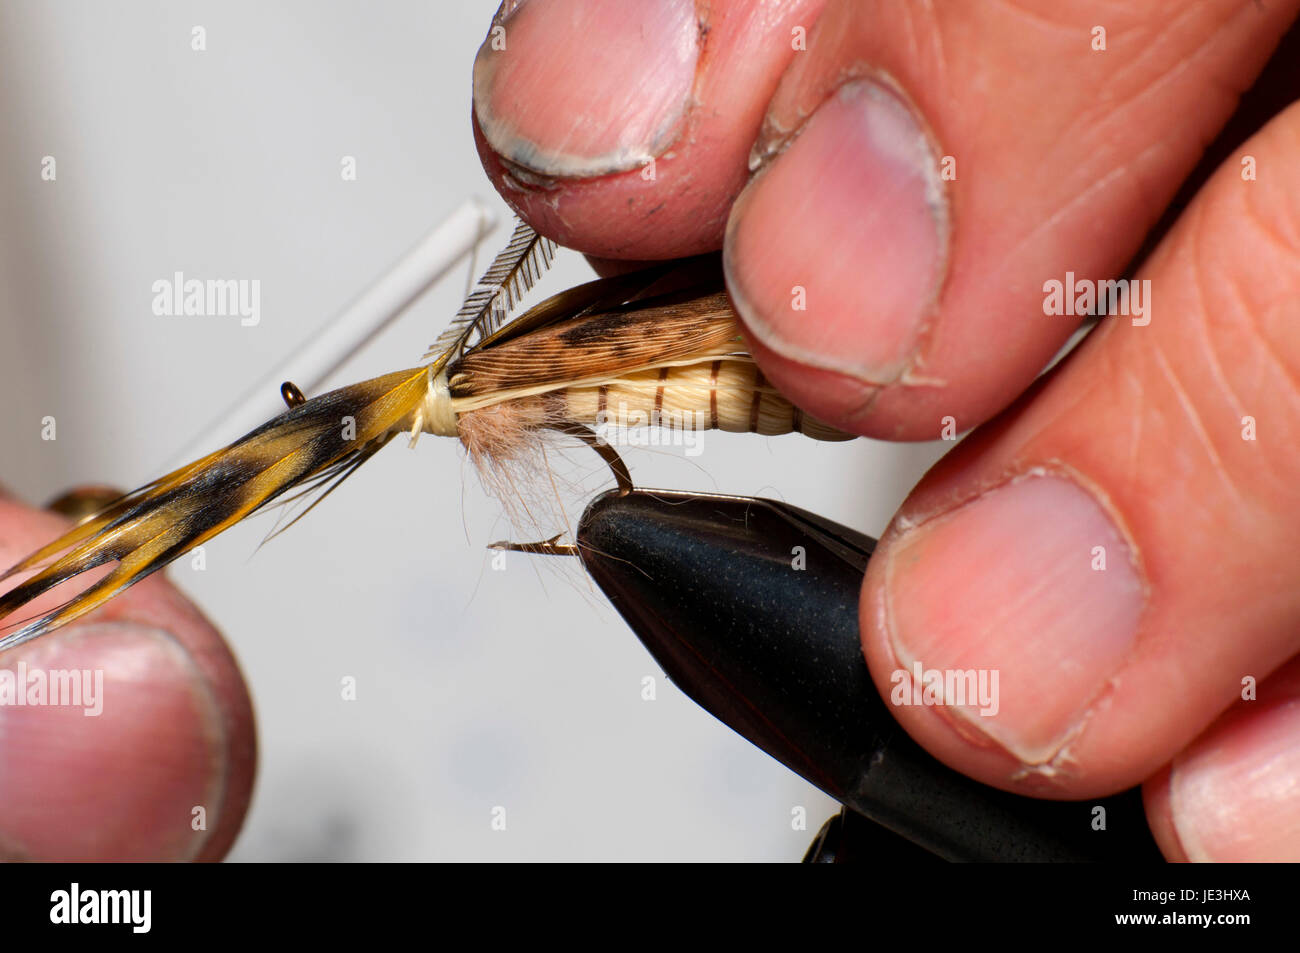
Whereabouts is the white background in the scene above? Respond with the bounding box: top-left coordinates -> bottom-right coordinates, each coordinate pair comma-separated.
0,0 -> 948,860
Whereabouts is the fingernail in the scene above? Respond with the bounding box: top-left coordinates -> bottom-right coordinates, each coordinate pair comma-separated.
45,484 -> 124,521
882,474 -> 1145,768
0,622 -> 225,861
725,78 -> 948,385
1170,697 -> 1300,861
473,0 -> 700,178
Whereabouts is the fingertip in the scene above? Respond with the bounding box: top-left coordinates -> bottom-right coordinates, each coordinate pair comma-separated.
1142,767 -> 1191,862
0,499 -> 255,861
859,471 -> 1148,799
473,0 -> 699,180
473,110 -> 727,260
471,0 -> 831,260
470,0 -> 717,260
1158,667 -> 1300,862
0,621 -> 252,861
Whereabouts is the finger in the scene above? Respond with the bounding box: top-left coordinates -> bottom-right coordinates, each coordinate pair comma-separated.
858,98 -> 1300,802
0,493 -> 255,861
722,0 -> 1300,439
472,0 -> 829,259
1144,656 -> 1300,862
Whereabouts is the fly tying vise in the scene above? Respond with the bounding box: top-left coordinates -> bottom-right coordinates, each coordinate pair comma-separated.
0,219 -> 852,650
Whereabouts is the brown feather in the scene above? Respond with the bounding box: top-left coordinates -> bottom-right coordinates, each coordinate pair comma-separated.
0,367 -> 428,650
447,292 -> 742,399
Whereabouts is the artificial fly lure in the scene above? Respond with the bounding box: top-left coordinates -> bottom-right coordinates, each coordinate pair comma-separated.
0,220 -> 851,651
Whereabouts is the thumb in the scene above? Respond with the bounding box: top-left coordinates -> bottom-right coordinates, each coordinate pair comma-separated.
722,0 -> 1298,438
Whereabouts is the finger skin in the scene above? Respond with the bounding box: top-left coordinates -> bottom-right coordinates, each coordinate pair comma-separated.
1144,655 -> 1300,862
859,100 -> 1300,819
0,496 -> 255,861
723,0 -> 1300,440
472,0 -> 828,260
468,0 -> 1300,858
474,0 -> 1297,436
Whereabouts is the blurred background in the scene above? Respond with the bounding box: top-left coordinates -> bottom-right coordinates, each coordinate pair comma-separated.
0,0 -> 947,860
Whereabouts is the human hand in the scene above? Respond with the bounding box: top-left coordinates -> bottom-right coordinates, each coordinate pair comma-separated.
471,0 -> 1300,860
0,490 -> 254,860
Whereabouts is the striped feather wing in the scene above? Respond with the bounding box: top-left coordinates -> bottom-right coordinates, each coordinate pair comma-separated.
0,368 -> 429,650
446,290 -> 744,400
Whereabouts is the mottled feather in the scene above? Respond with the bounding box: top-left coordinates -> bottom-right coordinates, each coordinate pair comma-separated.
447,291 -> 742,399
0,368 -> 428,650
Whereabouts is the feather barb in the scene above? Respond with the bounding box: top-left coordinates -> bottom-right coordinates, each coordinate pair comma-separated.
0,367 -> 429,651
